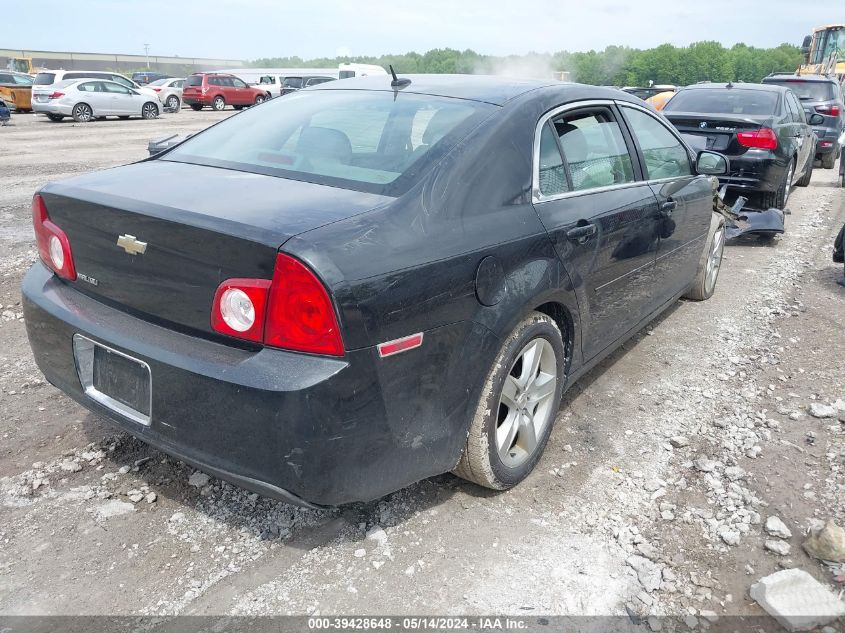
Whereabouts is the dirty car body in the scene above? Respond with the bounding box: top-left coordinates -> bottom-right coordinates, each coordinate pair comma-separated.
23,76 -> 722,506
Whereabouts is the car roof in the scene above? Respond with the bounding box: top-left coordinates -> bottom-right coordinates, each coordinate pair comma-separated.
309,73 -> 563,106
680,82 -> 787,93
763,73 -> 838,83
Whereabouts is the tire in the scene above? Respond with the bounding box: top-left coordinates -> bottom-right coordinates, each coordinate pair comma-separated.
118,115 -> 130,120
796,155 -> 813,187
453,312 -> 565,490
46,113 -> 64,122
233,105 -> 244,111
141,102 -> 159,120
165,95 -> 179,110
212,96 -> 225,111
822,152 -> 836,169
71,103 -> 93,123
190,104 -> 203,111
254,94 -> 266,105
759,159 -> 794,209
684,213 -> 726,301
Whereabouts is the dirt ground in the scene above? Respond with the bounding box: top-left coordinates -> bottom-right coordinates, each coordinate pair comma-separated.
0,109 -> 843,625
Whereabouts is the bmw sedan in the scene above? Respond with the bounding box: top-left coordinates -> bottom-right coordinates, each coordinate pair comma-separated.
23,75 -> 728,507
32,79 -> 161,122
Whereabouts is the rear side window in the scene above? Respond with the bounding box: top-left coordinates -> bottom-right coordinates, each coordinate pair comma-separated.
34,73 -> 56,85
764,80 -> 834,102
621,107 -> 692,180
552,110 -> 635,192
665,89 -> 778,115
185,76 -> 203,86
163,90 -> 494,195
538,125 -> 569,196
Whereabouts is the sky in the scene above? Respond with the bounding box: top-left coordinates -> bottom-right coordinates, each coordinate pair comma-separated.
2,0 -> 843,61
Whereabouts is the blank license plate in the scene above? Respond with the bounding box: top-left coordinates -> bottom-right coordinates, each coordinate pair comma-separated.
92,345 -> 151,417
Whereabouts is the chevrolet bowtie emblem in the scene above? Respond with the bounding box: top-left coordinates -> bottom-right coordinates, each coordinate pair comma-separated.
117,234 -> 147,255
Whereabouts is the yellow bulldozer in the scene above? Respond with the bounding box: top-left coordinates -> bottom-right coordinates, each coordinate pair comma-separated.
5,57 -> 34,75
800,25 -> 845,80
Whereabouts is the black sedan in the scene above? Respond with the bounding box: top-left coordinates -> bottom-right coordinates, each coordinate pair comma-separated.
663,83 -> 823,209
23,75 -> 729,507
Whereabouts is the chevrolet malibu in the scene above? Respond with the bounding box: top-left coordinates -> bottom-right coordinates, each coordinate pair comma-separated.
23,76 -> 729,507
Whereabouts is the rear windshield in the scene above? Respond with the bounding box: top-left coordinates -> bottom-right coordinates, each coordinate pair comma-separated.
162,90 -> 495,196
283,77 -> 303,89
664,89 -> 779,115
185,75 -> 203,86
34,72 -> 56,85
763,80 -> 835,102
148,78 -> 168,87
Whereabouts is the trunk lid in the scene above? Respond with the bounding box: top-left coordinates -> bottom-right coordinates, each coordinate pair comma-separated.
663,112 -> 771,154
40,160 -> 390,337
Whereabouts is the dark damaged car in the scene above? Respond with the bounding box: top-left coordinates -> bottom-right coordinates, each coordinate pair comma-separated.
23,75 -> 729,507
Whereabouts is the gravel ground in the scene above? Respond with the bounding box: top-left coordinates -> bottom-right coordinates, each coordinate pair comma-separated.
0,110 -> 843,624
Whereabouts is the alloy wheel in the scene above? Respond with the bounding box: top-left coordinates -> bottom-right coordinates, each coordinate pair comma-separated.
73,104 -> 92,122
142,103 -> 158,119
496,338 -> 558,468
704,225 -> 725,295
166,96 -> 178,110
213,97 -> 225,111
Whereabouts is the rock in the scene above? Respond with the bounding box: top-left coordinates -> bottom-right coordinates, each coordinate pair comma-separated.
145,492 -> 157,504
118,465 -> 130,474
670,436 -> 690,448
127,490 -> 144,503
809,403 -> 837,419
694,457 -> 716,473
718,527 -> 741,546
724,466 -> 746,481
636,541 -> 658,560
683,614 -> 698,629
626,555 -> 662,592
803,520 -> 845,563
750,569 -> 845,631
365,526 -> 388,545
766,516 -> 793,539
60,459 -> 82,473
698,610 -> 718,623
188,471 -> 210,488
354,548 -> 366,558
95,500 -> 136,520
764,539 -> 791,556
404,565 -> 415,576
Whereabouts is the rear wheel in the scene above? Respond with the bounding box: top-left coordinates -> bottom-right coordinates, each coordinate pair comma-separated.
822,152 -> 837,169
165,95 -> 180,110
233,105 -> 244,111
189,103 -> 203,111
796,155 -> 813,187
46,113 -> 64,122
212,96 -> 225,111
759,159 -> 793,209
71,103 -> 93,123
684,214 -> 726,301
141,102 -> 159,120
453,312 -> 565,490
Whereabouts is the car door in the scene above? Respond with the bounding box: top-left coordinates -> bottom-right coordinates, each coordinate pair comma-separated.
618,103 -> 714,302
787,91 -> 814,173
531,102 -> 662,361
76,81 -> 107,113
105,82 -> 139,115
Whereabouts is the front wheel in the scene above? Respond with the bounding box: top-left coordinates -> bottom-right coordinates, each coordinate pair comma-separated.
141,102 -> 159,119
212,96 -> 225,111
71,103 -> 93,123
453,312 -> 565,490
684,214 -> 726,301
821,152 -> 836,169
796,155 -> 813,187
165,95 -> 180,111
254,95 -> 266,106
759,159 -> 794,209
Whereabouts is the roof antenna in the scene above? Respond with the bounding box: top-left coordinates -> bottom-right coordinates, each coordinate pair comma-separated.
389,65 -> 411,89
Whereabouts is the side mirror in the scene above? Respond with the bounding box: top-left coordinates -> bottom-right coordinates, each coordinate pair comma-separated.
696,150 -> 728,176
808,113 -> 825,126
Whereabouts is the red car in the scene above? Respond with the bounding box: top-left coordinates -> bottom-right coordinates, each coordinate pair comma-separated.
182,73 -> 267,111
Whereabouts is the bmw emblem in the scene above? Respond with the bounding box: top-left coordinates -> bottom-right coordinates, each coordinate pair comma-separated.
699,121 -> 708,129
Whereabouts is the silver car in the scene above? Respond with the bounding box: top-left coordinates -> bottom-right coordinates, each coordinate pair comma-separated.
32,79 -> 161,122
148,77 -> 185,111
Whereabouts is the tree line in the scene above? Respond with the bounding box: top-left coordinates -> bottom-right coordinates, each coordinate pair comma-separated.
253,41 -> 805,86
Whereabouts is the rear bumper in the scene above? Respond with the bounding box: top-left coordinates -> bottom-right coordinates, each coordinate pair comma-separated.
32,101 -> 73,116
718,151 -> 784,193
22,262 -> 481,506
813,128 -> 841,156
181,94 -> 211,105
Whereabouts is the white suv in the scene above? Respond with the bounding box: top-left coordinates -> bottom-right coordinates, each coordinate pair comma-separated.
33,70 -> 157,99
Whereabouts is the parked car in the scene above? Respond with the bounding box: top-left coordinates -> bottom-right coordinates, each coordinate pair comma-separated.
0,97 -> 10,123
762,73 -> 845,169
0,71 -> 34,112
31,79 -> 161,122
645,90 -> 675,111
279,75 -> 335,96
33,70 -> 158,101
132,71 -> 171,86
663,82 -> 821,209
182,73 -> 268,111
251,74 -> 285,99
148,77 -> 184,111
21,75 -> 728,507
621,85 -> 676,100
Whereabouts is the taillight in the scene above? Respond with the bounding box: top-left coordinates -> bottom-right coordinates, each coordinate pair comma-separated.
152,87 -> 162,92
815,104 -> 841,117
210,253 -> 344,356
47,91 -> 64,100
31,194 -> 76,281
737,127 -> 778,150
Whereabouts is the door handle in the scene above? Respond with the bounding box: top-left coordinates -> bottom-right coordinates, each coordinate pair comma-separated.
566,222 -> 597,242
660,200 -> 677,215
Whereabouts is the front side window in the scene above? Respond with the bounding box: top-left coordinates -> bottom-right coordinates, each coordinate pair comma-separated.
622,107 -> 692,180
232,78 -> 247,88
103,82 -> 131,95
163,90 -> 494,195
552,110 -> 635,192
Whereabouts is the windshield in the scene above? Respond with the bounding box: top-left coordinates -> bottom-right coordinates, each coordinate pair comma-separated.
162,90 -> 495,196
812,28 -> 845,65
764,80 -> 834,102
664,89 -> 778,115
